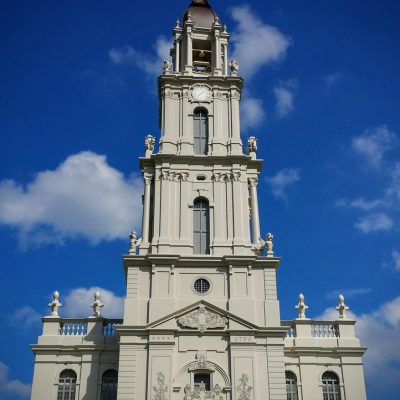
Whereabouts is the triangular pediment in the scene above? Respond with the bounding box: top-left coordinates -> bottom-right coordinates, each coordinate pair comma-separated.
146,300 -> 260,332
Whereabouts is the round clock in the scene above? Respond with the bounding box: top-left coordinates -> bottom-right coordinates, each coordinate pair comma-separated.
192,86 -> 211,101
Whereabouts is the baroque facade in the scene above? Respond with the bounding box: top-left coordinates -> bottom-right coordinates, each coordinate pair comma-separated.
30,1 -> 367,399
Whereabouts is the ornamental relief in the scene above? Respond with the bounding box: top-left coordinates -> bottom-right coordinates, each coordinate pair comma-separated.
160,171 -> 189,181
177,305 -> 228,333
212,171 -> 241,182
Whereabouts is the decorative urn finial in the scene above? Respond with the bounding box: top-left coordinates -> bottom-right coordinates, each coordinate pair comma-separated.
91,291 -> 104,317
247,136 -> 257,159
162,59 -> 171,75
336,294 -> 349,319
228,59 -> 239,76
145,134 -> 155,157
295,293 -> 309,319
265,232 -> 274,257
129,231 -> 140,254
48,290 -> 62,317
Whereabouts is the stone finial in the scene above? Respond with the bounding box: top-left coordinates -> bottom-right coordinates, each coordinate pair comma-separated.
186,13 -> 192,23
247,136 -> 257,159
229,59 -> 239,76
91,291 -> 104,317
145,134 -> 155,157
223,24 -> 228,33
162,59 -> 171,74
214,16 -> 220,25
295,293 -> 309,319
48,290 -> 62,317
265,232 -> 274,257
336,294 -> 349,319
175,19 -> 180,28
129,231 -> 140,254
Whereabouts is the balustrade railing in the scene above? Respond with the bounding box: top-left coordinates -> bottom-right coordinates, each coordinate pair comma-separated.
281,320 -> 339,338
58,318 -> 123,336
311,322 -> 339,338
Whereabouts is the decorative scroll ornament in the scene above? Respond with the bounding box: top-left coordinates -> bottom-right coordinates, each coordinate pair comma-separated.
183,383 -> 223,400
236,374 -> 253,400
178,305 -> 228,333
153,372 -> 168,400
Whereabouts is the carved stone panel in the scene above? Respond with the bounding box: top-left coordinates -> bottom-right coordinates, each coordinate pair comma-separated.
177,305 -> 228,333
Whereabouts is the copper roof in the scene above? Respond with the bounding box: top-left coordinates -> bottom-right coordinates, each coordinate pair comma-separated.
183,0 -> 219,29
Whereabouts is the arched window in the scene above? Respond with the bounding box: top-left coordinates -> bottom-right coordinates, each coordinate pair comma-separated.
193,198 -> 210,254
101,370 -> 118,400
285,371 -> 298,400
322,372 -> 341,400
193,108 -> 208,155
57,369 -> 77,400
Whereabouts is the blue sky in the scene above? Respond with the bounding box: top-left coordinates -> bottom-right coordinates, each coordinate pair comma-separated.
0,0 -> 399,399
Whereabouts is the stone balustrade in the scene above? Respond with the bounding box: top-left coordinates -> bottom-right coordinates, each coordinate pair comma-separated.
41,316 -> 123,337
282,320 -> 344,338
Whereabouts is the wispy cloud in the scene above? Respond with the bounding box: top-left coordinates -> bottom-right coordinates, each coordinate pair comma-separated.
392,249 -> 400,271
354,212 -> 394,233
267,168 -> 301,201
240,95 -> 265,131
0,151 -> 143,248
318,296 -> 400,397
273,79 -> 297,118
352,125 -> 397,168
325,288 -> 372,300
325,72 -> 342,89
0,362 -> 30,398
229,5 -> 291,80
12,306 -> 41,329
336,197 -> 387,211
109,36 -> 171,76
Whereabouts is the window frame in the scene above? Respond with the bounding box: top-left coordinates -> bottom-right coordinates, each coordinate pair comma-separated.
321,371 -> 341,400
57,369 -> 77,400
193,108 -> 209,155
285,371 -> 298,400
193,198 -> 210,255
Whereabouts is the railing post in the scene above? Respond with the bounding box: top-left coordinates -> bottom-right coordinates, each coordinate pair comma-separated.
293,319 -> 312,337
86,317 -> 105,337
41,316 -> 61,335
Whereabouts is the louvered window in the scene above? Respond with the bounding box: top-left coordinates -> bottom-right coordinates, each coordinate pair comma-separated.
193,109 -> 208,155
193,199 -> 210,254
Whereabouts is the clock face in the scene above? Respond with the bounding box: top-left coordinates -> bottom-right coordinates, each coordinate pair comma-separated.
192,86 -> 211,101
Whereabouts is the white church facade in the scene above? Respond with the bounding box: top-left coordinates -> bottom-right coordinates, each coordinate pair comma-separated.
30,1 -> 367,399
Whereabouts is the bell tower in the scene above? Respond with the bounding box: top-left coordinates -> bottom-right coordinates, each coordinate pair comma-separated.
139,0 -> 262,258
118,1 -> 286,399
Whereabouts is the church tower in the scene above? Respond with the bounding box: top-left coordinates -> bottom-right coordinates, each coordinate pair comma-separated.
119,1 -> 287,399
29,2 -> 368,400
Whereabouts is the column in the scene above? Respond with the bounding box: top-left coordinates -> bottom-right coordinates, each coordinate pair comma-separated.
232,170 -> 245,252
223,43 -> 228,75
230,89 -> 242,155
175,40 -> 180,72
141,176 -> 152,245
213,29 -> 222,75
184,26 -> 193,74
249,178 -> 260,244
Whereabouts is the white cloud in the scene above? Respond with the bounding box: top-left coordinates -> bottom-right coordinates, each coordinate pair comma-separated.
336,197 -> 387,211
325,72 -> 342,89
12,306 -> 41,329
109,36 -> 171,76
318,296 -> 400,396
392,249 -> 400,271
62,287 -> 124,318
0,151 -> 143,248
386,162 -> 400,201
267,168 -> 301,201
354,212 -> 394,233
352,125 -> 397,168
240,95 -> 265,131
273,80 -> 297,118
0,362 -> 31,398
325,288 -> 372,300
229,5 -> 291,79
